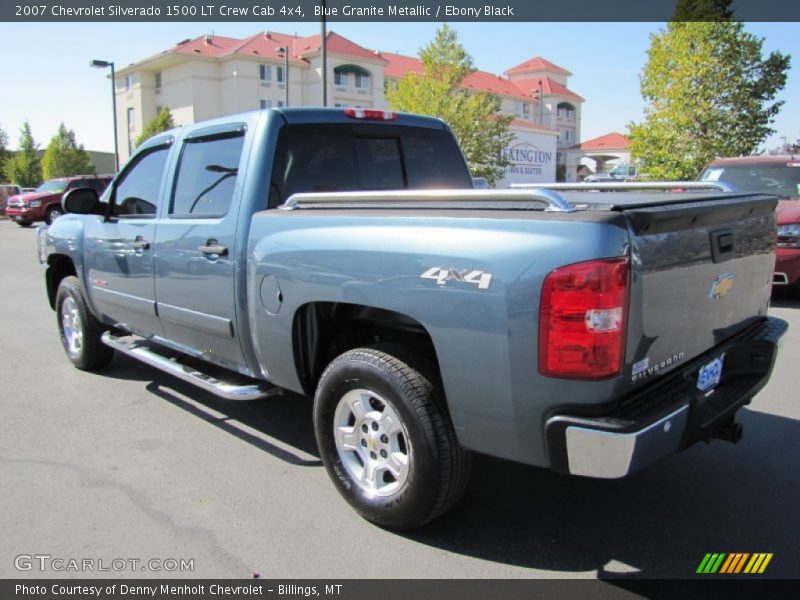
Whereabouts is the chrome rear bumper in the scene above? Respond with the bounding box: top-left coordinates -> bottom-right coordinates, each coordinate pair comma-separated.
545,316 -> 788,479
560,406 -> 689,478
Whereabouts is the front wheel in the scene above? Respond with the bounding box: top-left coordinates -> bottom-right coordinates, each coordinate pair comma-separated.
55,276 -> 114,370
313,346 -> 471,529
46,205 -> 63,225
17,220 -> 32,228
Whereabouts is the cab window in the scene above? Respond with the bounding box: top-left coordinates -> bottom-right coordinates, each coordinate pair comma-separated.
170,133 -> 245,218
113,146 -> 170,217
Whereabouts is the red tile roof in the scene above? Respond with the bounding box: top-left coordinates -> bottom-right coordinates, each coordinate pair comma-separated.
294,32 -> 386,63
506,56 -> 570,76
165,31 -> 385,64
572,132 -> 630,151
131,32 -> 582,105
462,71 -> 529,99
380,52 -> 534,101
514,77 -> 584,102
173,35 -> 242,58
377,51 -> 425,78
232,32 -> 304,64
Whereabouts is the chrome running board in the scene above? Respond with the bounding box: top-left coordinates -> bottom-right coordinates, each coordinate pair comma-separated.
102,332 -> 281,401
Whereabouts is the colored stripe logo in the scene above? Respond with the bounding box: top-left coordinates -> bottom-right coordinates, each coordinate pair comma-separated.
697,553 -> 773,574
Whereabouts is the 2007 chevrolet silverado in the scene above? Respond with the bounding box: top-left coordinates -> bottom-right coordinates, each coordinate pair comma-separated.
38,108 -> 787,529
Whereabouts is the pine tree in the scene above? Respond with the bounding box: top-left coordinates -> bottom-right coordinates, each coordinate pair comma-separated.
135,106 -> 176,148
41,123 -> 95,179
3,121 -> 42,187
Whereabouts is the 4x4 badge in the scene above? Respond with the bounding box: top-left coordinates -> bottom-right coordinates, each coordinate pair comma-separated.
420,267 -> 493,290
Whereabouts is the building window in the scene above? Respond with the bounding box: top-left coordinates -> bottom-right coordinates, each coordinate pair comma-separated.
259,64 -> 272,82
277,66 -> 285,84
335,71 -> 348,87
515,102 -> 530,119
124,74 -> 133,91
557,103 -> 576,122
355,73 -> 369,90
260,99 -> 272,110
154,71 -> 161,90
277,100 -> 285,107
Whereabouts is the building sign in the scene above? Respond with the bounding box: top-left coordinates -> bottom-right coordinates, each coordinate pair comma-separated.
504,142 -> 553,177
499,132 -> 557,186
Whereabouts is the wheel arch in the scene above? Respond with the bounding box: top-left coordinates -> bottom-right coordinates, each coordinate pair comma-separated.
291,301 -> 442,397
46,254 -> 77,310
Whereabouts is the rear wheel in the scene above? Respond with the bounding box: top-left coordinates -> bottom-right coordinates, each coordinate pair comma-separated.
17,221 -> 32,228
55,276 -> 114,370
313,346 -> 471,529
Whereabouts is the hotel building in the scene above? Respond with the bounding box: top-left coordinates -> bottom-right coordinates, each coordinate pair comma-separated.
114,30 -> 587,183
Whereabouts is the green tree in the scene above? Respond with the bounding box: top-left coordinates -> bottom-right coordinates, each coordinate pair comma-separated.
41,123 -> 94,179
672,0 -> 733,21
3,121 -> 42,187
629,18 -> 790,180
135,106 -> 176,147
386,25 -> 514,185
0,125 -> 9,180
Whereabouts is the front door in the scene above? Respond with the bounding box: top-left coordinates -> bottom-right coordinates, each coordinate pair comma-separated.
84,143 -> 172,336
153,125 -> 247,370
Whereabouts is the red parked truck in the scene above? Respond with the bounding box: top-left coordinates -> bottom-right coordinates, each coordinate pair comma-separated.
699,155 -> 800,298
5,175 -> 112,227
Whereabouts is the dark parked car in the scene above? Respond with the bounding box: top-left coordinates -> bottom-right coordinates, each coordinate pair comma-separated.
699,155 -> 800,297
5,175 -> 112,226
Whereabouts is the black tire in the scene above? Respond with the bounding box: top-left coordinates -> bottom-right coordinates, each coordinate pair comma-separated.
313,345 -> 471,529
55,276 -> 114,370
17,221 -> 32,228
45,205 -> 63,225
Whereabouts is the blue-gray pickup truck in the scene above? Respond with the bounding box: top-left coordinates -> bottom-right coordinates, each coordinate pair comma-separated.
38,108 -> 788,529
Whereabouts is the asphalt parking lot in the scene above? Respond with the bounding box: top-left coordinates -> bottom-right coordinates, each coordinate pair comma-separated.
1,217 -> 798,581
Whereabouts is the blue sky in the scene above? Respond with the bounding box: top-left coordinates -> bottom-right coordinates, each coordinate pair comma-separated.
0,21 -> 796,155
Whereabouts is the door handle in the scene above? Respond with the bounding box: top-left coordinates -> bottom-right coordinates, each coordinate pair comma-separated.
131,236 -> 150,251
198,240 -> 228,257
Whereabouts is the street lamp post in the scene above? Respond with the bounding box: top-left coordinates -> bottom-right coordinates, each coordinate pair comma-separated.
90,59 -> 119,172
277,47 -> 290,106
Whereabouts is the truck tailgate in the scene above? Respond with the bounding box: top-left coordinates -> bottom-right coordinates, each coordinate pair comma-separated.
611,193 -> 777,388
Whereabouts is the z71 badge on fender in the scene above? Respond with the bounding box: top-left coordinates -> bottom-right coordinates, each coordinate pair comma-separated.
420,267 -> 493,290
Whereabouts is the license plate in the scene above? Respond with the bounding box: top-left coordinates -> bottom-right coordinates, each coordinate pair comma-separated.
697,353 -> 725,392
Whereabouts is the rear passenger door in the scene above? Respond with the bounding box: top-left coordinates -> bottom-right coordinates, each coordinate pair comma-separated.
153,123 -> 247,370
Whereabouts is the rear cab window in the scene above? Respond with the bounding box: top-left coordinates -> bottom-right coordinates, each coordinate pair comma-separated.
269,123 -> 472,207
170,131 -> 245,218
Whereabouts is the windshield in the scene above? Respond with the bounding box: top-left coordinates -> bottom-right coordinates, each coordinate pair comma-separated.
700,163 -> 800,198
36,179 -> 68,194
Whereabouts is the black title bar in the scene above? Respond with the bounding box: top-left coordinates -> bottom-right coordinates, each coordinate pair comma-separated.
3,0 -> 800,22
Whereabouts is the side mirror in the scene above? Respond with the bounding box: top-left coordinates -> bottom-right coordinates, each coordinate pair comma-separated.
63,187 -> 99,214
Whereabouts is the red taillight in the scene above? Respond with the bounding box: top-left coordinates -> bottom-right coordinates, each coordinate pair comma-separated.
539,257 -> 630,379
343,108 -> 397,121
